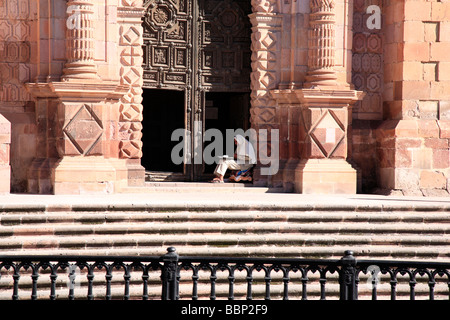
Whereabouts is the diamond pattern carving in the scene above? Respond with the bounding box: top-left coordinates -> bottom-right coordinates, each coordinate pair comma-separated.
63,104 -> 103,156
309,110 -> 346,158
119,7 -> 145,160
250,13 -> 280,127
120,104 -> 143,122
120,26 -> 141,45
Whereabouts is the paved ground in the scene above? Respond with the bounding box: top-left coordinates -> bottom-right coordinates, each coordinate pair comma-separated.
1,184 -> 450,209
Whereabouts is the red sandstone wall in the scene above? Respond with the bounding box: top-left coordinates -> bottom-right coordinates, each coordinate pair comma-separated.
375,0 -> 450,196
0,0 -> 38,192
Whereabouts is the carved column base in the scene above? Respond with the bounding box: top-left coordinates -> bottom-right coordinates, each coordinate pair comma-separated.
304,68 -> 338,88
25,81 -> 141,194
52,157 -> 127,194
294,159 -> 357,194
271,88 -> 363,194
61,61 -> 100,82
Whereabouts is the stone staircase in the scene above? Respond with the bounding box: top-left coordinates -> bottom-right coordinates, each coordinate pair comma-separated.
0,188 -> 449,299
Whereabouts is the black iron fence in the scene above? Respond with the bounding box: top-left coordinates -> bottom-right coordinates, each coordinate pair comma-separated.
0,247 -> 449,300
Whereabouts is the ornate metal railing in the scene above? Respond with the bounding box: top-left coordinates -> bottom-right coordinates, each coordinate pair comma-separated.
0,248 -> 449,300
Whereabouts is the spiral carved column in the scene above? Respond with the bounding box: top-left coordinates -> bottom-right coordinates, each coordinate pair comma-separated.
305,0 -> 338,88
62,0 -> 98,81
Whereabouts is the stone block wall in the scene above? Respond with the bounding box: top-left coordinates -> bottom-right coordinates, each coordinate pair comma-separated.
377,119 -> 450,196
376,0 -> 450,196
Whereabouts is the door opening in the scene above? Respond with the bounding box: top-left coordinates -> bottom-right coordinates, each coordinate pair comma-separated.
141,89 -> 185,174
203,92 -> 251,174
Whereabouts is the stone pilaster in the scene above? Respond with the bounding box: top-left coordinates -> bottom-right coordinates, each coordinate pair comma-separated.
249,2 -> 282,186
117,0 -> 145,186
271,0 -> 363,194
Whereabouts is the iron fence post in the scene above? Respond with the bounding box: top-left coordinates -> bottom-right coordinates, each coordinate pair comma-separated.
339,250 -> 357,300
161,247 -> 180,300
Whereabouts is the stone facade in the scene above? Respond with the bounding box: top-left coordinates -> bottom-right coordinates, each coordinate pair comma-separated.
0,0 -> 449,195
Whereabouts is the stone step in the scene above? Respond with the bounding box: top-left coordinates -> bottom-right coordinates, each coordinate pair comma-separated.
121,182 -> 284,193
1,234 -> 448,250
0,204 -> 449,260
1,193 -> 449,300
1,211 -> 450,224
1,245 -> 449,260
0,221 -> 448,237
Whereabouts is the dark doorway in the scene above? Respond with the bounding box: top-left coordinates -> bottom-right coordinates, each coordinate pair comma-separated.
141,89 -> 185,173
203,92 -> 250,174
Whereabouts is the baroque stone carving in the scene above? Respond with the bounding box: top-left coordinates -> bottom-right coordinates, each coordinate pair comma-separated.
118,1 -> 145,160
249,13 -> 281,128
63,104 -> 103,156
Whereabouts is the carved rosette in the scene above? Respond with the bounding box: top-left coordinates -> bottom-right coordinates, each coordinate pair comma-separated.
118,1 -> 145,160
62,0 -> 98,80
305,0 -> 338,87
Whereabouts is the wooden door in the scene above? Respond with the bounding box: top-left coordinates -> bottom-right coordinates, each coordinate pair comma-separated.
142,0 -> 251,181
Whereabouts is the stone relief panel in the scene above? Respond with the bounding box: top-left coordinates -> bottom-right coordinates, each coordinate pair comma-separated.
352,0 -> 383,120
61,103 -> 104,156
142,0 -> 192,90
301,107 -> 347,159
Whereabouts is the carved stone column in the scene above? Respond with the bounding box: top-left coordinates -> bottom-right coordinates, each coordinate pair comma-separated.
26,1 -> 130,194
305,0 -> 337,88
62,0 -> 99,81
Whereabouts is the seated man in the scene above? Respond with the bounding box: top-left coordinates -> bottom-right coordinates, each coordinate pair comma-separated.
211,135 -> 256,183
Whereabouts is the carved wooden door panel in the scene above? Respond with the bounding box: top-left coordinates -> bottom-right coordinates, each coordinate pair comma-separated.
142,0 -> 251,180
142,0 -> 192,91
197,0 -> 252,92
